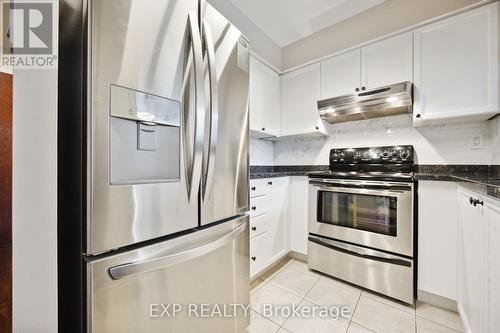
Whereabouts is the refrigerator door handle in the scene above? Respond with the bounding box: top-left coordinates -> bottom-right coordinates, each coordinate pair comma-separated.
108,221 -> 247,280
201,19 -> 218,199
183,12 -> 205,202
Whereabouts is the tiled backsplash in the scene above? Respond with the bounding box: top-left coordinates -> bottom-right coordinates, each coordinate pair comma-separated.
261,115 -> 499,166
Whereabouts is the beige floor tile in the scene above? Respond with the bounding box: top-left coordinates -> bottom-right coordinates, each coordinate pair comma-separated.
304,278 -> 361,318
347,322 -> 375,333
286,260 -> 320,277
250,283 -> 302,325
416,302 -> 464,332
282,300 -> 350,333
270,267 -> 319,298
352,295 -> 416,333
417,317 -> 462,333
246,310 -> 281,333
277,329 -> 291,333
361,290 -> 416,314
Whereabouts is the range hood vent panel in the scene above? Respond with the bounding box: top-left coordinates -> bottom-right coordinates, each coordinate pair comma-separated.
318,81 -> 413,124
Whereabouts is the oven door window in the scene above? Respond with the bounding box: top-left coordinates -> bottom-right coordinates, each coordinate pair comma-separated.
317,191 -> 397,236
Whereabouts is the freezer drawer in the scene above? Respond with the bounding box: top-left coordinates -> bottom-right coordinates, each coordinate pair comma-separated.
308,236 -> 414,304
87,216 -> 250,333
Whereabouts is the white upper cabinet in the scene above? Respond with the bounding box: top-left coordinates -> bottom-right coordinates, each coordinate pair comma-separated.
413,2 -> 499,126
249,56 -> 280,137
361,32 -> 413,89
320,49 -> 361,99
320,32 -> 414,100
281,63 -> 324,136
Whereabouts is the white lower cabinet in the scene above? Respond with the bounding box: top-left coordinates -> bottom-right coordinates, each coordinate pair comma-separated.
249,177 -> 289,279
417,181 -> 458,302
457,187 -> 488,333
485,196 -> 500,333
457,186 -> 500,333
250,231 -> 270,278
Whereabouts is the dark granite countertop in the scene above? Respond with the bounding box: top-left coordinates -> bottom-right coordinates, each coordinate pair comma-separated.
415,165 -> 500,200
250,165 -> 500,200
250,165 -> 328,179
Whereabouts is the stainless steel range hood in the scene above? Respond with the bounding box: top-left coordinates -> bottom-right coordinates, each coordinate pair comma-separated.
318,81 -> 413,124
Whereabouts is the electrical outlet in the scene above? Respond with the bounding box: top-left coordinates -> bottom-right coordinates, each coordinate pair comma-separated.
470,134 -> 484,150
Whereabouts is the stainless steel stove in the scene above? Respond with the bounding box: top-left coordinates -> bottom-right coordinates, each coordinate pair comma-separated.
308,145 -> 415,304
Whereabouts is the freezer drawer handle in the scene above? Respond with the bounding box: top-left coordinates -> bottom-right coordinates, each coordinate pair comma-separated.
108,222 -> 247,280
308,235 -> 412,267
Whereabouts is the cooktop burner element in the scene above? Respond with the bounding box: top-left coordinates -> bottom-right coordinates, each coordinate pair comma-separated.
310,145 -> 415,182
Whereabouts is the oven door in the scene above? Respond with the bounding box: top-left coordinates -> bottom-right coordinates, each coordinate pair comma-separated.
308,179 -> 413,257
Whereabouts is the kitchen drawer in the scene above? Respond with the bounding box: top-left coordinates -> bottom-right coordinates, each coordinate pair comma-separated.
250,195 -> 269,217
250,214 -> 269,239
250,232 -> 270,278
250,179 -> 269,198
250,178 -> 278,198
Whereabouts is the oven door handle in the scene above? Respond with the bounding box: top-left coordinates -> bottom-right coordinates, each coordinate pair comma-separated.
311,184 -> 408,197
309,236 -> 412,267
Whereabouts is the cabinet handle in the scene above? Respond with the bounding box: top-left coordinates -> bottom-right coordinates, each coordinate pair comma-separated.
355,88 -> 360,92
251,206 -> 256,211
268,181 -> 273,185
361,86 -> 366,91
470,197 -> 484,207
261,127 -> 265,131
415,114 -> 421,118
251,256 -> 256,261
251,186 -> 256,191
251,227 -> 256,231
315,126 -> 319,130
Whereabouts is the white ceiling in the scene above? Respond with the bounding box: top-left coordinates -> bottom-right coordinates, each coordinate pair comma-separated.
228,0 -> 385,47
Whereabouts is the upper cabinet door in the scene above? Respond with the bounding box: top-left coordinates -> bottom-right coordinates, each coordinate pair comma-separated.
249,56 -> 280,137
260,63 -> 281,136
281,63 -> 322,136
361,32 -> 413,89
249,56 -> 262,133
413,2 -> 498,125
320,49 -> 361,99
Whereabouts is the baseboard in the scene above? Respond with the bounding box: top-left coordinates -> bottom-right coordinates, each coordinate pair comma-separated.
417,289 -> 458,312
287,251 -> 307,262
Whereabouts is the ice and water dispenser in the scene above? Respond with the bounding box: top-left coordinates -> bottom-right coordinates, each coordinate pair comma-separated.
109,84 -> 181,184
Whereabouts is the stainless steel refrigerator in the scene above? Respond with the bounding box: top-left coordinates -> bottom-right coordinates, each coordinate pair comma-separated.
58,0 -> 250,332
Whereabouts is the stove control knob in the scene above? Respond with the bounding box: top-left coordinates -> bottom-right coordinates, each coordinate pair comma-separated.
339,152 -> 345,160
400,150 -> 409,159
382,150 -> 390,158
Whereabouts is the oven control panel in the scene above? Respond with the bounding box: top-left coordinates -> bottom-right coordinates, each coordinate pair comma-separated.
330,145 -> 414,164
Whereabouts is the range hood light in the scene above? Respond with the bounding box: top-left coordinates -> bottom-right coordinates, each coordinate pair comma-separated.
385,96 -> 399,103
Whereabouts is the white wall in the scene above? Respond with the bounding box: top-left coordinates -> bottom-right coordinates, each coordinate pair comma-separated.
12,68 -> 58,333
207,0 -> 282,69
281,0 -> 482,70
490,117 -> 500,165
273,115 -> 496,165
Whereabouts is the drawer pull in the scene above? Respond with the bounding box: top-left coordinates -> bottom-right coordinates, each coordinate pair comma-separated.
251,206 -> 256,211
251,256 -> 256,261
268,181 -> 273,185
251,227 -> 257,231
251,186 -> 256,191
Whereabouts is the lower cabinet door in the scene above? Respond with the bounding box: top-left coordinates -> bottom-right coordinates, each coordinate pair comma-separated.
250,232 -> 271,279
485,198 -> 500,333
457,188 -> 487,333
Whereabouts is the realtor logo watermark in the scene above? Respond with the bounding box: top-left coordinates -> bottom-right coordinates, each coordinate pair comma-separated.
1,0 -> 57,69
